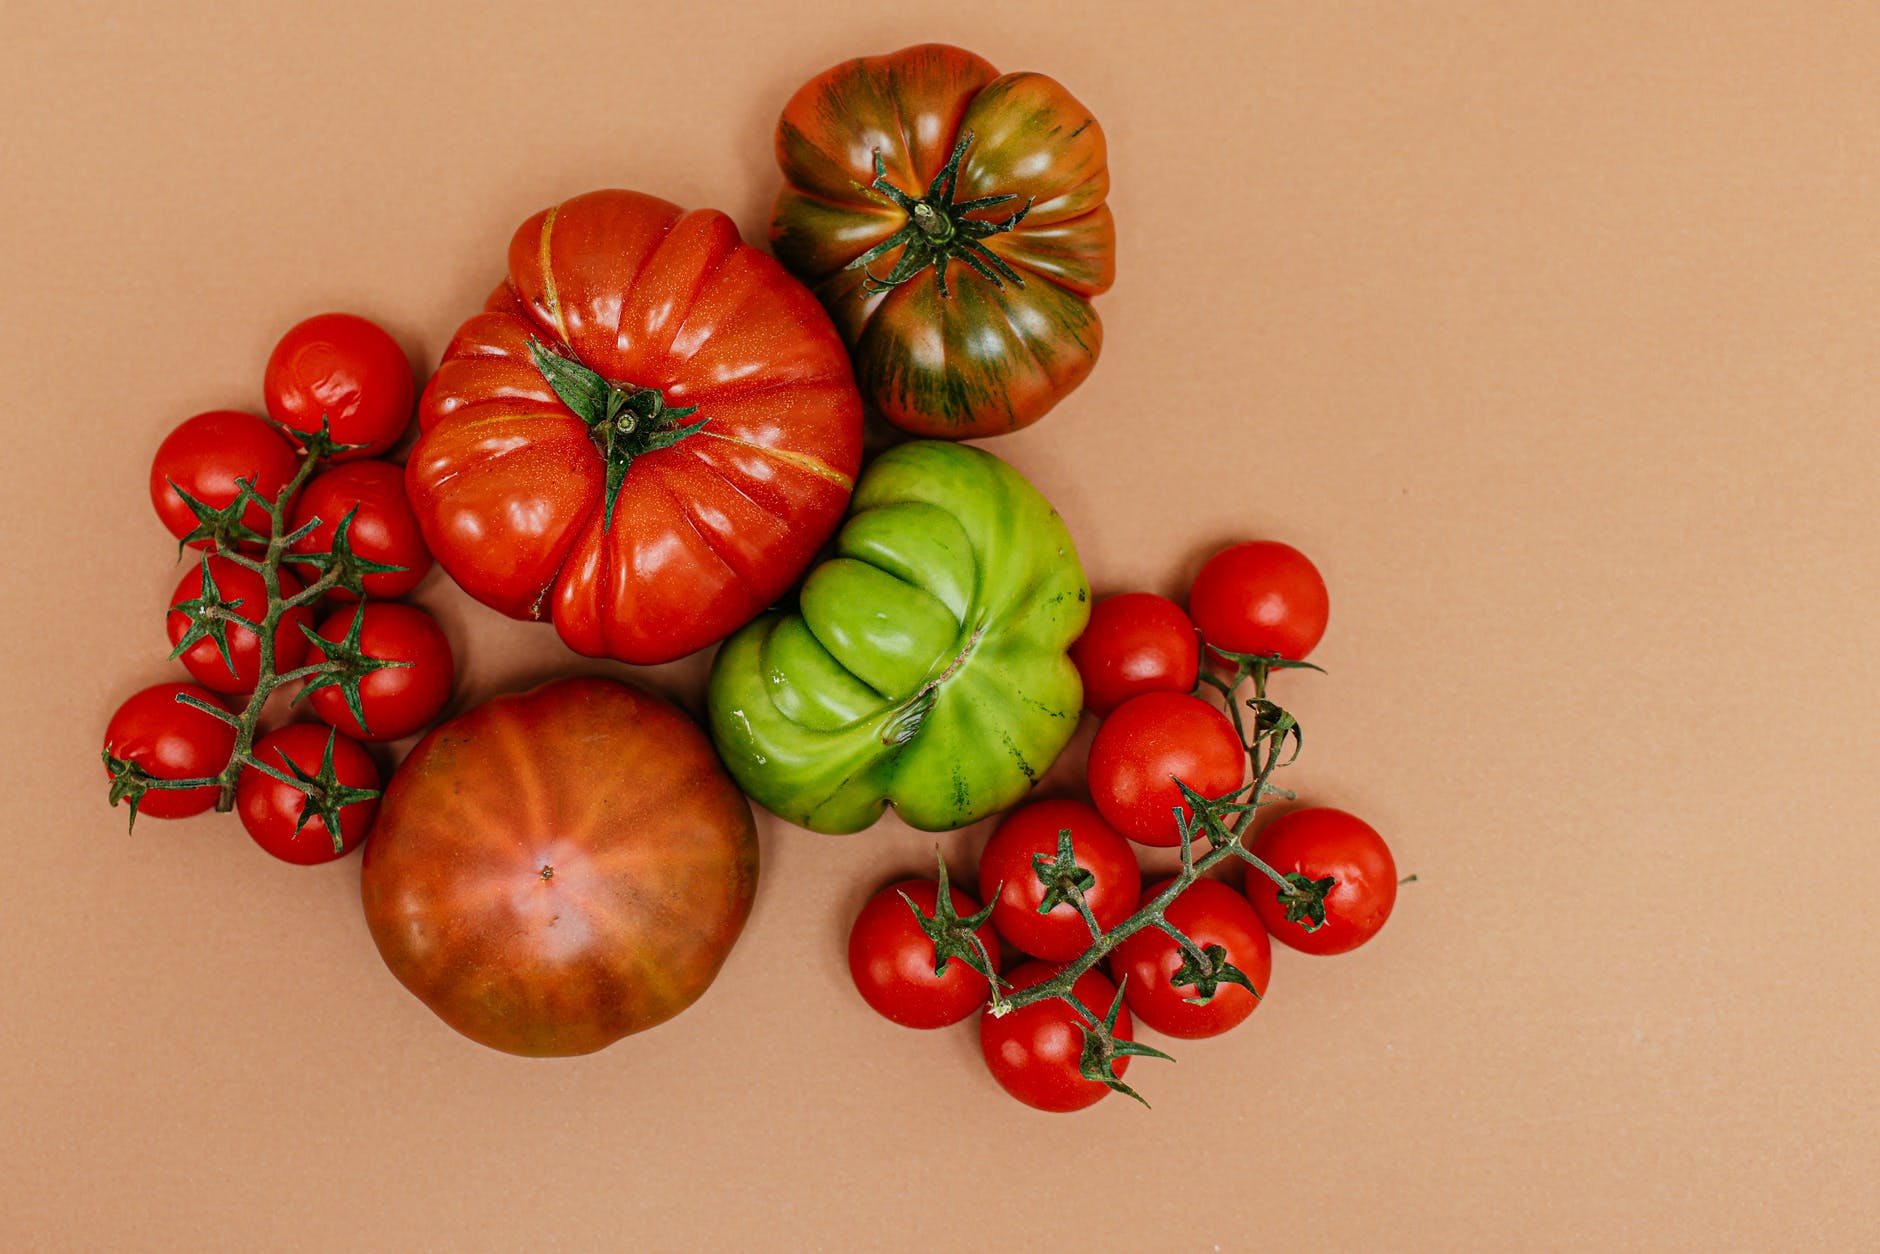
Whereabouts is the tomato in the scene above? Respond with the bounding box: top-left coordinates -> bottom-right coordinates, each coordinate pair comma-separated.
264,312 -> 414,459
1188,541 -> 1329,664
237,723 -> 381,865
979,961 -> 1132,1112
287,460 -> 432,599
772,44 -> 1114,438
304,603 -> 454,742
149,410 -> 300,548
848,878 -> 1000,1029
165,555 -> 313,695
1087,692 -> 1245,847
1068,592 -> 1199,717
978,799 -> 1140,961
101,683 -> 236,820
408,189 -> 864,665
1246,808 -> 1398,955
1110,878 -> 1271,1039
360,677 -> 759,1056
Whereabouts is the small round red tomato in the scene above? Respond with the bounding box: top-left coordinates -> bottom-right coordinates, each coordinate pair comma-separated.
1087,692 -> 1245,847
237,724 -> 380,864
1189,541 -> 1329,663
979,799 -> 1140,961
1247,808 -> 1397,955
1068,592 -> 1200,717
980,962 -> 1132,1112
848,879 -> 999,1029
149,410 -> 300,547
305,603 -> 455,742
1111,877 -> 1271,1039
101,683 -> 237,820
288,460 -> 433,599
264,312 -> 414,459
165,556 -> 313,694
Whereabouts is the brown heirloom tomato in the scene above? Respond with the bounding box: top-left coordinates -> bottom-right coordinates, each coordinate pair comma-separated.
408,190 -> 863,664
772,43 -> 1114,438
359,677 -> 759,1057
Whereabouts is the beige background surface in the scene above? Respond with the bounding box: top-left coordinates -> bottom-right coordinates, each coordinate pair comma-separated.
4,1 -> 1876,1249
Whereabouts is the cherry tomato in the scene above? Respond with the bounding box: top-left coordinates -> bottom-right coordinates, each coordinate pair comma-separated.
1087,692 -> 1245,847
165,555 -> 313,695
979,961 -> 1133,1112
101,684 -> 237,819
149,410 -> 300,548
1111,877 -> 1271,1039
1247,808 -> 1397,955
1188,541 -> 1329,663
237,724 -> 380,864
287,460 -> 433,599
848,879 -> 999,1029
305,603 -> 455,742
1068,592 -> 1199,717
979,799 -> 1140,961
264,312 -> 414,459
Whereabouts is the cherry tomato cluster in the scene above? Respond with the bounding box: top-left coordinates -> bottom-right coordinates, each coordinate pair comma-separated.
103,313 -> 456,865
848,541 -> 1400,1111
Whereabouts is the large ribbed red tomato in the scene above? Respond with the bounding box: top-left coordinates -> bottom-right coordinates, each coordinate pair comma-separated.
408,189 -> 864,663
360,677 -> 760,1056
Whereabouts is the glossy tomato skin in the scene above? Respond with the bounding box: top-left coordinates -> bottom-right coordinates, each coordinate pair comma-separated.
409,190 -> 864,665
1248,808 -> 1397,955
979,799 -> 1140,961
1087,693 -> 1245,847
1189,541 -> 1330,663
237,724 -> 380,865
149,410 -> 300,547
306,603 -> 454,742
1069,592 -> 1200,717
102,684 -> 236,819
360,677 -> 759,1056
1111,878 -> 1271,1039
980,962 -> 1131,1112
264,313 -> 414,460
772,44 -> 1114,438
165,556 -> 313,694
849,879 -> 999,1028
288,460 -> 432,599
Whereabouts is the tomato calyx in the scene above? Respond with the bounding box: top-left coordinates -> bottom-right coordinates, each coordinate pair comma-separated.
282,504 -> 408,597
1169,938 -> 1262,1006
244,726 -> 382,853
167,479 -> 268,554
1032,827 -> 1100,924
166,553 -> 248,681
527,338 -> 713,531
847,130 -> 1035,299
1075,979 -> 1173,1107
1269,872 -> 1339,933
293,607 -> 410,737
899,852 -> 1007,994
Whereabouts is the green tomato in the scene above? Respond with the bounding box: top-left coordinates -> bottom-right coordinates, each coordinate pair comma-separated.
707,440 -> 1088,833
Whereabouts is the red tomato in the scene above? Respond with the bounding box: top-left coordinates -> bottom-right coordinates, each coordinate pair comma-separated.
979,961 -> 1132,1112
1110,877 -> 1271,1039
101,683 -> 236,820
305,603 -> 455,742
1188,541 -> 1329,663
149,410 -> 300,547
1087,692 -> 1245,847
407,189 -> 864,664
1247,808 -> 1398,955
237,724 -> 380,864
848,879 -> 1000,1029
264,312 -> 414,459
287,460 -> 433,599
1068,592 -> 1200,716
165,555 -> 313,695
979,799 -> 1140,961
361,677 -> 758,1055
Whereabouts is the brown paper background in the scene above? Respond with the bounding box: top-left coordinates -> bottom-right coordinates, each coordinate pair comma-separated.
4,1 -> 1876,1249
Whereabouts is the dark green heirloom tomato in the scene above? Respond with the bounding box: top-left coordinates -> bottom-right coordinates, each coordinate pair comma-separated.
707,441 -> 1088,833
771,43 -> 1115,439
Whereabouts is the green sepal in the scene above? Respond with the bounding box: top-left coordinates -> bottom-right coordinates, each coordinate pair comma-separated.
293,608 -> 409,734
165,553 -> 244,679
281,504 -> 406,596
1075,977 -> 1174,1107
248,726 -> 381,854
1032,826 -> 1097,916
167,480 -> 266,555
1272,871 -> 1339,933
846,131 -> 1034,299
898,851 -> 1004,989
1172,941 -> 1261,1005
